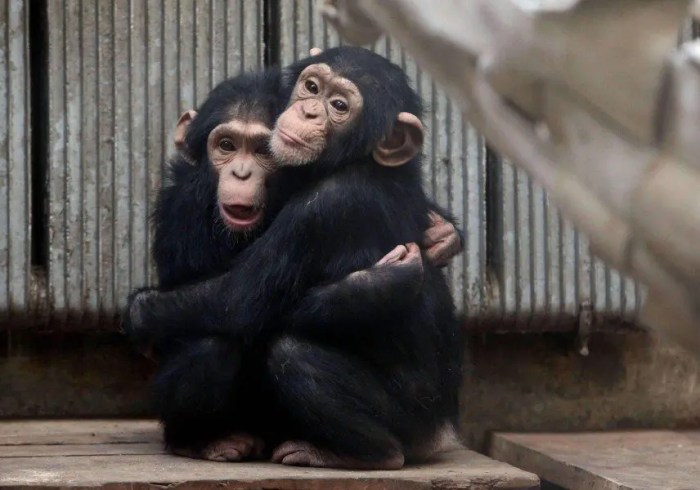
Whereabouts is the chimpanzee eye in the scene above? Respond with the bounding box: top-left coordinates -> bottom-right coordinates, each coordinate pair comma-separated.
331,99 -> 348,113
255,145 -> 271,156
305,79 -> 319,94
219,139 -> 236,152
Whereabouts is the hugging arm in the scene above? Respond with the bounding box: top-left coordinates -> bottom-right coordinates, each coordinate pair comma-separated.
124,193 -> 458,350
125,180 -> 403,349
126,239 -> 424,354
287,242 -> 424,333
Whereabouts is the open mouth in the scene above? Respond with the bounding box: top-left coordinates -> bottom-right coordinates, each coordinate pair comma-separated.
220,203 -> 264,230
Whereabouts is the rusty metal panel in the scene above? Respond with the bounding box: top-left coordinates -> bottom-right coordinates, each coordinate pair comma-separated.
44,0 -> 264,329
0,0 -> 31,323
278,1 -> 489,316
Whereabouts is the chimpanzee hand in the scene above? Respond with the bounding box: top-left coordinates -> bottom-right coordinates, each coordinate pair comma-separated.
121,287 -> 161,358
376,241 -> 423,279
423,211 -> 463,267
338,242 -> 424,298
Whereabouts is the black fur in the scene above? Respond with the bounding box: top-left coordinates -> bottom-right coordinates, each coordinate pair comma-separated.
126,47 -> 462,465
153,70 -> 283,290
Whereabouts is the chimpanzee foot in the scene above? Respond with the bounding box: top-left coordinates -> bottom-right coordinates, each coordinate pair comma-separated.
271,440 -> 404,470
173,433 -> 265,462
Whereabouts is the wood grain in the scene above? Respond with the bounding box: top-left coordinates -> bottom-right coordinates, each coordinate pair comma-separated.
492,430 -> 700,490
0,420 -> 539,490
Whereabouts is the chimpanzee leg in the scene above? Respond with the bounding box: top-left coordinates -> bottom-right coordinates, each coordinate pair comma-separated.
266,336 -> 405,469
153,337 -> 264,461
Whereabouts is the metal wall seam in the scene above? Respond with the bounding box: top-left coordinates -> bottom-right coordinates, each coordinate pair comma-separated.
44,0 -> 264,329
46,0 -> 67,325
0,0 -> 31,322
277,0 -> 489,316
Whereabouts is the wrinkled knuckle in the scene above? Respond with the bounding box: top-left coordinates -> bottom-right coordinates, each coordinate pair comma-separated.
439,223 -> 455,235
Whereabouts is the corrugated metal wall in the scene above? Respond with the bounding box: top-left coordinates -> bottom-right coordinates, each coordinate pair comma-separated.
487,160 -> 642,331
0,0 -> 650,331
0,0 -> 32,324
44,0 -> 263,329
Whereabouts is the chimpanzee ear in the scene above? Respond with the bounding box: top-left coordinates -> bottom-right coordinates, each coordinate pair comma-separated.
309,47 -> 323,56
174,110 -> 197,153
372,112 -> 424,167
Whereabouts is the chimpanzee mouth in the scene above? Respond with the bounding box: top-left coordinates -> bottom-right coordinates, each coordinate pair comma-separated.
220,203 -> 264,230
277,128 -> 314,150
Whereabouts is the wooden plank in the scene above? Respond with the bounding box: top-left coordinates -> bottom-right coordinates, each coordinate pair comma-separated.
0,420 -> 159,445
491,430 -> 700,490
0,420 -> 538,490
0,450 -> 538,490
0,443 -> 163,458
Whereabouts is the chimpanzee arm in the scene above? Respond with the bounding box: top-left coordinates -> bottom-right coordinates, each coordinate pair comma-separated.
288,243 -> 424,332
290,202 -> 458,329
125,175 -> 410,349
125,242 -> 423,354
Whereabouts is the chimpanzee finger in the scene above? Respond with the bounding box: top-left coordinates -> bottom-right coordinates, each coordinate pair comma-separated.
376,244 -> 408,266
404,242 -> 421,258
427,210 -> 445,226
423,222 -> 454,247
426,232 -> 461,267
423,210 -> 453,245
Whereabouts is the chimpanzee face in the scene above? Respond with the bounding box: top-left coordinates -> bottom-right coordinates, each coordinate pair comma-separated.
207,118 -> 273,231
175,111 -> 274,232
270,48 -> 425,169
270,63 -> 363,166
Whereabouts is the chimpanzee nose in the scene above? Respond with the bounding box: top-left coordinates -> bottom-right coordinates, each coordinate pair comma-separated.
301,100 -> 322,119
231,165 -> 251,180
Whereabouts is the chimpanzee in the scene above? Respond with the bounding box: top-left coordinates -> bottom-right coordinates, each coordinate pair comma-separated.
125,47 -> 463,469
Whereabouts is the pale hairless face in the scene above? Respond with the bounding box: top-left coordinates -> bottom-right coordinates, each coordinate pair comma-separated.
206,119 -> 273,231
270,63 -> 363,165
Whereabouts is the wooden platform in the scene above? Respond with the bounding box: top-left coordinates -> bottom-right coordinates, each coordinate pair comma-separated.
0,420 -> 538,489
491,430 -> 700,490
